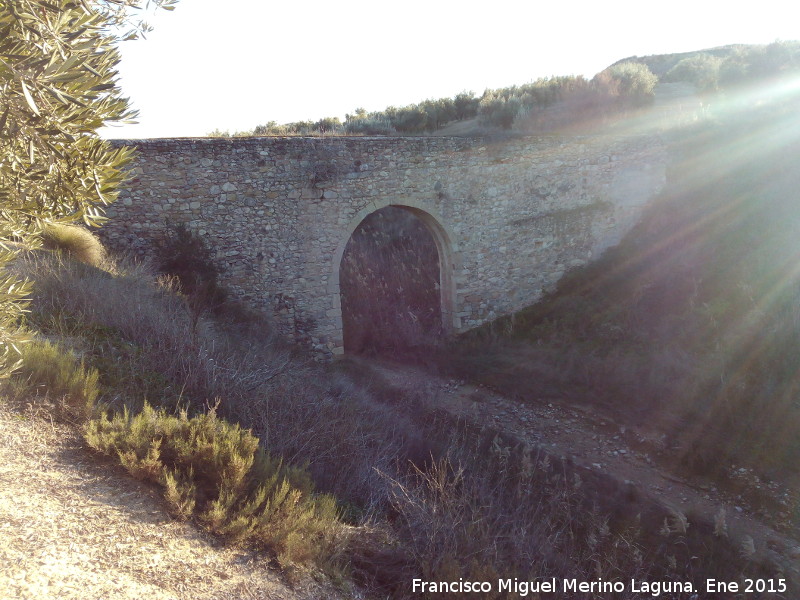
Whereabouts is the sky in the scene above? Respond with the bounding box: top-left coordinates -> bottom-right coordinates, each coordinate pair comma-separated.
99,0 -> 800,139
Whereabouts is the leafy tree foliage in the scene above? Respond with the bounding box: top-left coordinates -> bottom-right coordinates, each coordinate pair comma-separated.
479,68 -> 658,131
218,43 -> 800,138
664,54 -> 724,94
660,42 -> 800,93
227,66 -> 660,137
225,91 -> 482,137
601,61 -> 658,105
0,0 -> 175,376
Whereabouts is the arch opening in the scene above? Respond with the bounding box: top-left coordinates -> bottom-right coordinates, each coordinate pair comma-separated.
338,205 -> 451,356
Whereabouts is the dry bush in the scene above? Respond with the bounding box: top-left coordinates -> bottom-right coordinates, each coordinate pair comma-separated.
378,436 -> 657,599
16,250 -> 424,516
382,420 -> 778,599
225,365 -> 431,515
85,402 -> 346,568
14,251 -> 283,412
152,224 -> 227,325
41,223 -> 107,267
387,440 -> 630,587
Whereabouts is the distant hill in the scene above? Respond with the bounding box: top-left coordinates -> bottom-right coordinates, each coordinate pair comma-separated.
609,44 -> 752,77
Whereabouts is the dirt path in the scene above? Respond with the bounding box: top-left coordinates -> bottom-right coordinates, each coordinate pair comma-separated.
362,358 -> 800,582
0,401 -> 350,600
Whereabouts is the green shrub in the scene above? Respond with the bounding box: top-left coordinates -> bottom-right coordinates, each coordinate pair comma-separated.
41,223 -> 108,267
84,403 -> 345,568
602,61 -> 658,106
664,54 -> 724,94
13,339 -> 99,421
343,115 -> 396,136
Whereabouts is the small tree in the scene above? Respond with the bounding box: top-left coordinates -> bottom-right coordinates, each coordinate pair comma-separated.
665,54 -> 723,95
453,91 -> 479,120
0,0 -> 175,376
601,61 -> 658,107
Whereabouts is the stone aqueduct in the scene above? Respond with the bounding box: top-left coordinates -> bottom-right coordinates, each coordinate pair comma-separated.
101,135 -> 667,357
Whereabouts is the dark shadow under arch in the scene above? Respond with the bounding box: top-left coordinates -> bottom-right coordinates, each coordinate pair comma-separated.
334,204 -> 456,355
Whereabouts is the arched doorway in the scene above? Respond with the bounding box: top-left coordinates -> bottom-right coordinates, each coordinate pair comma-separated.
331,203 -> 457,355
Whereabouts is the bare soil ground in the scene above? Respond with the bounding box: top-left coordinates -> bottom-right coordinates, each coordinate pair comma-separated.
361,358 -> 800,583
0,400 -> 353,600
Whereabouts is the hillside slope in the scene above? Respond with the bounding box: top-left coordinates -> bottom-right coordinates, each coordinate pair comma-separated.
610,44 -> 751,77
0,402 -> 349,600
353,356 -> 800,585
448,95 -> 800,488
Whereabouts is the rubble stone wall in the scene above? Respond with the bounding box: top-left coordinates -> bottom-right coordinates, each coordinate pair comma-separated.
102,135 -> 667,357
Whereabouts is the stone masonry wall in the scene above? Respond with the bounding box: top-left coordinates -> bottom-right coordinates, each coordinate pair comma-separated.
101,135 -> 667,357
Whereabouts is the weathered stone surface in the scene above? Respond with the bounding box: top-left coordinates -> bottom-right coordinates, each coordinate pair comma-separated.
102,135 -> 667,358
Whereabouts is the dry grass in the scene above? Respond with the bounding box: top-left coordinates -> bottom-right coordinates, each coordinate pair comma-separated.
0,402 -> 347,600
14,251 -> 284,412
385,432 -> 650,596
11,208 -> 794,597
13,251 -> 430,519
442,112 -> 800,484
40,223 -> 107,267
10,338 -> 99,423
13,251 -> 427,524
376,406 -> 788,598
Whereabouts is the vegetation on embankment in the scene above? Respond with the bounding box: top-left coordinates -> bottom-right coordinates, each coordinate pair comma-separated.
210,62 -> 657,138
5,198 -> 793,596
4,31 -> 799,593
444,101 -> 800,501
210,41 -> 798,138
